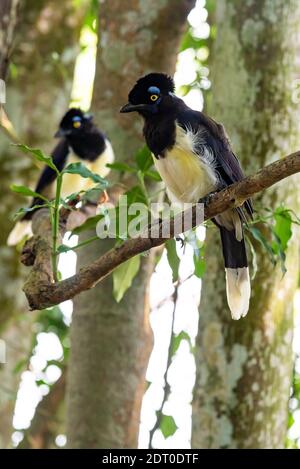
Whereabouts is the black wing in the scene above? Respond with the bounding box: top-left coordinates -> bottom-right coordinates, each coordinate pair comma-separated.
23,138 -> 70,219
177,107 -> 253,218
35,138 -> 70,193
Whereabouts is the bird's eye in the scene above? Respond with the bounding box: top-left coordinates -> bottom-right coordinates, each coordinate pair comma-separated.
150,94 -> 158,102
73,121 -> 81,128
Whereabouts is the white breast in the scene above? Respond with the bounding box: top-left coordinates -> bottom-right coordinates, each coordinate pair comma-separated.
90,139 -> 115,179
61,139 -> 115,198
153,124 -> 218,204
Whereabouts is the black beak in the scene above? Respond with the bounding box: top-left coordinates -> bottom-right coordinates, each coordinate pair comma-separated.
54,128 -> 72,138
54,128 -> 65,138
120,103 -> 148,113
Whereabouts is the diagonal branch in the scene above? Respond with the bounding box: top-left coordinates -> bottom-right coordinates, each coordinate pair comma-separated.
21,151 -> 300,310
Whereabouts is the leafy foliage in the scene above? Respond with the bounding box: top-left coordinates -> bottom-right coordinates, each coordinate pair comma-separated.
171,331 -> 193,355
63,162 -> 108,186
246,206 -> 294,275
193,246 -> 206,279
113,255 -> 141,302
14,144 -> 59,173
71,213 -> 104,236
10,184 -> 49,202
11,143 -> 109,281
166,239 -> 180,283
159,414 -> 178,439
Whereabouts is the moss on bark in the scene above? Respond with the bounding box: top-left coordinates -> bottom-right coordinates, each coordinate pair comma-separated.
66,0 -> 196,449
192,0 -> 300,449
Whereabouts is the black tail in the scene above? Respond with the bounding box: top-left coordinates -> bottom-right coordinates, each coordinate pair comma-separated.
219,226 -> 251,320
219,226 -> 247,269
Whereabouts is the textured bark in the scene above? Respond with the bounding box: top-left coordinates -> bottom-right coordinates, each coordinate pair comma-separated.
192,0 -> 300,449
0,0 -> 86,329
0,0 -> 86,448
93,0 -> 196,160
0,0 -> 19,79
66,0 -> 196,449
0,315 -> 36,448
21,150 -> 300,310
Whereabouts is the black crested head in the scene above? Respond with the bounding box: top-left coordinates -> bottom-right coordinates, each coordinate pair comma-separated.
120,73 -> 176,116
60,108 -> 86,126
129,73 -> 175,104
55,108 -> 93,138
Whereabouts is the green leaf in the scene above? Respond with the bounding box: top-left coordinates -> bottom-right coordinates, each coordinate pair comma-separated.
145,380 -> 151,391
36,306 -> 67,338
64,191 -> 82,202
245,234 -> 258,280
144,170 -> 162,182
166,239 -> 180,283
56,270 -> 62,281
63,162 -> 108,186
248,226 -> 276,265
81,183 -> 106,203
171,331 -> 193,355
125,185 -> 148,206
71,214 -> 103,236
10,184 -> 49,202
273,208 -> 292,252
113,255 -> 141,303
135,146 -> 153,172
180,30 -> 206,53
288,413 -> 295,430
13,204 -> 48,220
193,247 -> 206,279
271,228 -> 287,275
106,162 -> 136,173
159,414 -> 178,439
36,379 -> 48,387
56,244 -> 71,254
14,144 -> 59,173
57,236 -> 98,254
83,0 -> 99,32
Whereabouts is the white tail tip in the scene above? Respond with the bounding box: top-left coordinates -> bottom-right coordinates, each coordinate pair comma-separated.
7,221 -> 32,246
225,267 -> 251,320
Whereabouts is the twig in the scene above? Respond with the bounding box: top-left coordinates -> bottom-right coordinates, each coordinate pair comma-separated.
51,173 -> 63,282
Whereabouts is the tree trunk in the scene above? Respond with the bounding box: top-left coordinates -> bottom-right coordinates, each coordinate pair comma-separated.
0,315 -> 36,448
0,0 -> 85,448
1,0 -> 85,328
66,0 -> 196,449
192,0 -> 300,449
0,0 -> 19,79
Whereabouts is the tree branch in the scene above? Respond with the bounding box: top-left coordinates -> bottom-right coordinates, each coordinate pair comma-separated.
21,151 -> 300,310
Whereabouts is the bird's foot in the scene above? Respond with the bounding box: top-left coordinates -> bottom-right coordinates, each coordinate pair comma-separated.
198,192 -> 217,207
98,190 -> 109,205
176,235 -> 185,248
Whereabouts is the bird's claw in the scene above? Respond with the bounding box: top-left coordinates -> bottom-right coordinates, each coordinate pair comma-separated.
199,192 -> 217,207
98,190 -> 109,205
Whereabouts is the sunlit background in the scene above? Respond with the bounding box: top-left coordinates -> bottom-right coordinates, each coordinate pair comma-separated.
9,0 -> 300,449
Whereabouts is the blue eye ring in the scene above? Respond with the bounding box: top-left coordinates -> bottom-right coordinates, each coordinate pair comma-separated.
148,86 -> 161,95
